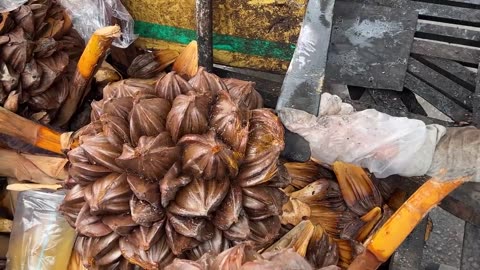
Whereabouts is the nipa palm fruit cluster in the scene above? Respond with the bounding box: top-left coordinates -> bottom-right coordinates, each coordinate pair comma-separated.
59,63 -> 289,269
273,160 -> 394,269
0,0 -> 84,125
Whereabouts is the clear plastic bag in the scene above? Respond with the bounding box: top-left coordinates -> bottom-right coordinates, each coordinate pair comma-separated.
58,0 -> 137,48
6,190 -> 76,270
279,93 -> 447,178
0,0 -> 27,12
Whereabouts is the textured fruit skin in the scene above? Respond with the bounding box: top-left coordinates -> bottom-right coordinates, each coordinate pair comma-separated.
60,68 -> 287,269
0,0 -> 84,125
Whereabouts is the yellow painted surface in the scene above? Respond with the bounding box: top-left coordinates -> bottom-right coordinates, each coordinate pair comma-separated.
123,0 -> 306,71
136,37 -> 290,72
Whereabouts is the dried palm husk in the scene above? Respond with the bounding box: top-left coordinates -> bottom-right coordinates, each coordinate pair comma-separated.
0,147 -> 67,184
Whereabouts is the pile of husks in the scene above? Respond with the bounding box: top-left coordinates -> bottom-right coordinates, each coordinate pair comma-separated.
0,0 -> 84,125
60,57 -> 289,268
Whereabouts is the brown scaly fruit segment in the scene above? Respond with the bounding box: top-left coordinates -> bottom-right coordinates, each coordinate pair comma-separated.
279,161 -> 392,269
59,64 -> 287,269
164,243 -> 340,270
0,0 -> 84,126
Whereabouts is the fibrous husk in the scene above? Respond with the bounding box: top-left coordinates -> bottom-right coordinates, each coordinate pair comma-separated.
210,90 -> 249,156
168,177 -> 230,217
223,78 -> 263,110
243,186 -> 287,220
185,228 -> 231,260
179,131 -> 238,180
81,134 -> 122,172
102,214 -> 137,236
120,233 -> 174,270
75,204 -> 113,237
333,161 -> 383,216
129,195 -> 164,226
159,162 -> 192,208
188,67 -> 227,98
116,133 -> 179,180
212,185 -> 242,230
166,93 -> 209,142
75,233 -> 122,269
127,52 -> 165,79
155,71 -> 193,101
126,219 -> 165,250
84,173 -> 131,215
128,98 -> 171,144
285,161 -> 334,189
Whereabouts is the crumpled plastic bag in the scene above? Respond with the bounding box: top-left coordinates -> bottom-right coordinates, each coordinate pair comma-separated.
0,0 -> 27,12
58,0 -> 137,48
6,190 -> 76,270
279,93 -> 446,178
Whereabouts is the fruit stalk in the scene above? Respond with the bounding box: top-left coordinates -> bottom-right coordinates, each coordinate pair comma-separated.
55,25 -> 121,126
348,177 -> 468,270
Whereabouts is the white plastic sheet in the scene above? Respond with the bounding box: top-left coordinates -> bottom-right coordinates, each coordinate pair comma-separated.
279,93 -> 446,178
0,0 -> 27,12
6,190 -> 76,270
58,0 -> 137,48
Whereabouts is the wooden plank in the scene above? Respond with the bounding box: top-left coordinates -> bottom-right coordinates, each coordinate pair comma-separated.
411,38 -> 480,65
407,57 -> 474,110
419,56 -> 477,91
475,64 -> 480,125
448,0 -> 480,5
325,2 -> 417,91
411,1 -> 480,23
416,20 -> 480,41
352,0 -> 480,23
390,217 -> 428,270
460,223 -> 480,270
400,88 -> 428,116
404,73 -> 471,122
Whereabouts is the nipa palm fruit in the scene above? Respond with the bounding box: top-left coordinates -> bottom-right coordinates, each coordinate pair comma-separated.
59,64 -> 289,269
165,243 -> 340,270
0,0 -> 84,125
280,160 -> 392,269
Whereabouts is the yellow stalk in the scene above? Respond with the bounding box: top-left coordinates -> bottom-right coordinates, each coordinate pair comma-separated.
348,177 -> 467,270
356,207 -> 382,242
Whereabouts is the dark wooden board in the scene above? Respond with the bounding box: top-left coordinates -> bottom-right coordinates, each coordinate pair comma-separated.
411,38 -> 480,65
407,57 -> 474,110
404,73 -> 471,122
475,64 -> 480,125
418,56 -> 477,92
353,0 -> 480,23
325,2 -> 417,91
461,223 -> 480,270
416,20 -> 480,42
449,0 -> 480,4
389,217 -> 428,270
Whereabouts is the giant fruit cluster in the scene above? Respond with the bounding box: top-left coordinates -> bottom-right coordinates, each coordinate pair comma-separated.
59,68 -> 289,269
0,0 -> 84,124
